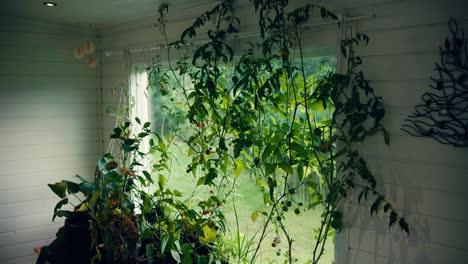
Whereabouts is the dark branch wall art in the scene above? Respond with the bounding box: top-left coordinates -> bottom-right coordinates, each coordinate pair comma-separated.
402,18 -> 468,147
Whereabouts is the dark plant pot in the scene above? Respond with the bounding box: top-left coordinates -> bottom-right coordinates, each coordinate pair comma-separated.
37,211 -> 95,264
63,211 -> 94,262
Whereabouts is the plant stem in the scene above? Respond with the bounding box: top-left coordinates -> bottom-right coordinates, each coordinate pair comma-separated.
250,190 -> 288,264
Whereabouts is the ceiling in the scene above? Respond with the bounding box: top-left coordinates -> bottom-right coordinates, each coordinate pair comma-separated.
0,0 -> 215,29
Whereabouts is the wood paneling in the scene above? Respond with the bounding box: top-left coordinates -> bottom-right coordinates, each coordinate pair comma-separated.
0,17 -> 99,263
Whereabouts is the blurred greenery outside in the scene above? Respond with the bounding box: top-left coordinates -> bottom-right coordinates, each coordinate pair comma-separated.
148,56 -> 336,263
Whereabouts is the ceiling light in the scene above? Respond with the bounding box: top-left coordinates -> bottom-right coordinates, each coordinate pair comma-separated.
43,2 -> 57,7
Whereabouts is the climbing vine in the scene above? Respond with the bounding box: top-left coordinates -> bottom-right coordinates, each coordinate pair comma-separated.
148,0 -> 409,263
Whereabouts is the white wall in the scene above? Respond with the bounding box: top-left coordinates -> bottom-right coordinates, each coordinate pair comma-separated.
0,17 -> 99,263
333,0 -> 468,263
101,0 -> 468,263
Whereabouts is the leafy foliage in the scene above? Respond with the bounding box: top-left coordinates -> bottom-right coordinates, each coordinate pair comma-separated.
39,120 -> 229,264
40,0 -> 409,263
150,0 -> 409,263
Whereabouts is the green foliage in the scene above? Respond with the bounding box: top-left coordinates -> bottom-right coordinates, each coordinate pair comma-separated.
40,0 -> 409,263
40,118 -> 229,264
151,1 -> 409,263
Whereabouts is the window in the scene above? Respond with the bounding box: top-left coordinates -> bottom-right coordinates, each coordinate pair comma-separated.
131,55 -> 336,263
129,67 -> 151,172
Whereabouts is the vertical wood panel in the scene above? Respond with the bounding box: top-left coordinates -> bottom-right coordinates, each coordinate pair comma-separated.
0,16 -> 99,263
340,0 -> 468,263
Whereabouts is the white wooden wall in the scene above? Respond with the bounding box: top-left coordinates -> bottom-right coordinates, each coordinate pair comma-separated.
0,0 -> 459,263
0,17 -> 99,263
333,0 -> 468,262
102,0 -> 468,262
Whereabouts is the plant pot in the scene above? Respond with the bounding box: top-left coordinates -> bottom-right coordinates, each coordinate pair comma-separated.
36,211 -> 95,264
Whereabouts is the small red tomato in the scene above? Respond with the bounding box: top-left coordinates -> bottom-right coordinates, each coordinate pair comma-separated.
203,210 -> 211,215
205,149 -> 211,155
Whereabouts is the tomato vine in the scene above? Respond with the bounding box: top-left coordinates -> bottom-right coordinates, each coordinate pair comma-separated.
149,0 -> 410,263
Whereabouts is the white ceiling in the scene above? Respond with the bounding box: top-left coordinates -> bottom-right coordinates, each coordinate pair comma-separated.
0,0 -> 214,29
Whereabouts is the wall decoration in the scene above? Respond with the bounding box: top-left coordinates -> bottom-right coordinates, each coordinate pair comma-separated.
402,18 -> 468,146
73,39 -> 97,68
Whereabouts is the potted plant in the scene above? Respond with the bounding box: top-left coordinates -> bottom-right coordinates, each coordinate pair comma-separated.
37,119 -> 230,264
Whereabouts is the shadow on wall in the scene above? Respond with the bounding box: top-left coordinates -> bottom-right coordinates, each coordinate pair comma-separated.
346,164 -> 431,264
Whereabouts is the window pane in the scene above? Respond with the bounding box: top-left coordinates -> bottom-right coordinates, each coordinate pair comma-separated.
145,55 -> 336,263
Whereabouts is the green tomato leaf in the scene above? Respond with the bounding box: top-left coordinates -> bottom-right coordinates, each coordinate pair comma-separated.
256,178 -> 269,190
48,182 -> 67,198
52,198 -> 69,221
279,162 -> 293,174
79,182 -> 95,195
161,233 -> 170,254
55,210 -> 71,219
234,159 -> 243,177
75,174 -> 88,183
198,225 -> 217,245
204,168 -> 217,185
171,248 -> 181,263
146,244 -> 154,263
142,170 -> 154,184
182,256 -> 193,264
158,174 -> 167,190
142,228 -> 155,239
181,243 -> 193,255
63,180 -> 80,194
197,176 -> 206,186
251,211 -> 259,222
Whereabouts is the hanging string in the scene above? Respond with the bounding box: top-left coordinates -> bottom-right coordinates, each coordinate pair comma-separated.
95,34 -> 105,154
106,49 -> 133,154
335,18 -> 354,264
336,17 -> 352,75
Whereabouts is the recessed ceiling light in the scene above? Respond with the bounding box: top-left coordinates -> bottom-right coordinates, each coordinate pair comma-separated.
43,2 -> 57,7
